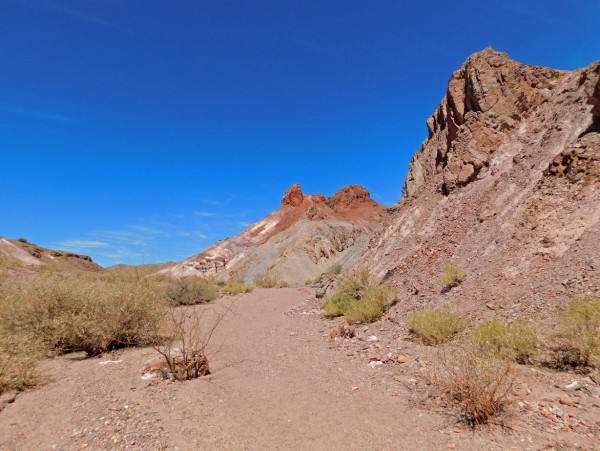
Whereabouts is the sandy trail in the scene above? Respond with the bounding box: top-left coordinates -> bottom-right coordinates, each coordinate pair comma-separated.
1,288 -> 504,450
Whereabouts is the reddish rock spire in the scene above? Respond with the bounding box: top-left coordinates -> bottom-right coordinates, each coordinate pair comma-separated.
281,184 -> 305,207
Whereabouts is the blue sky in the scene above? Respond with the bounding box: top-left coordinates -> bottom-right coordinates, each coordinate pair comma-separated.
1,0 -> 599,266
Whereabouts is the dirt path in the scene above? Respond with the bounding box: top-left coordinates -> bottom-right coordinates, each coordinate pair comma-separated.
0,288 -> 569,450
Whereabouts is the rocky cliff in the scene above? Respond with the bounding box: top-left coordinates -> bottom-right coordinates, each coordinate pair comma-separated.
362,48 -> 600,320
165,184 -> 387,284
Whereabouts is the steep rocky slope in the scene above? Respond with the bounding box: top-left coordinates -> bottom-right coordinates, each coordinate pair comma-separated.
0,237 -> 103,272
362,48 -> 600,320
165,184 -> 386,284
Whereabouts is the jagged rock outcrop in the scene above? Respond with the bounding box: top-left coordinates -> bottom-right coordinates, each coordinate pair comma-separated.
362,48 -> 600,320
165,185 -> 387,284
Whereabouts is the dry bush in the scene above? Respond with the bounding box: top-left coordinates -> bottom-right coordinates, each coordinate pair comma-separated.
405,307 -> 466,345
322,268 -> 397,323
166,276 -> 219,305
254,273 -> 288,288
440,264 -> 466,291
470,317 -> 538,363
432,344 -> 515,426
547,296 -> 600,370
217,279 -> 254,296
153,302 -> 233,381
0,274 -> 165,357
0,330 -> 42,394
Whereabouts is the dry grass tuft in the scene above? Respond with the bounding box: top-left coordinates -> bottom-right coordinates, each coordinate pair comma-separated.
0,254 -> 20,274
254,273 -> 289,288
440,264 -> 466,291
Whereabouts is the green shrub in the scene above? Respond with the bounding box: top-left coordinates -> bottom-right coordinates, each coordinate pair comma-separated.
254,273 -> 288,288
471,317 -> 537,363
405,307 -> 466,345
337,267 -> 372,299
440,264 -> 466,290
0,274 -> 166,357
550,296 -> 600,368
322,268 -> 397,323
167,277 -> 219,305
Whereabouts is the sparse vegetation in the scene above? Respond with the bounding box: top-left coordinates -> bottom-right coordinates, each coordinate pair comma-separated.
405,307 -> 466,345
0,274 -> 165,357
470,317 -> 538,363
167,276 -> 219,305
548,296 -> 600,369
329,263 -> 343,276
0,254 -> 20,274
254,272 -> 289,288
0,328 -> 43,394
153,302 -> 233,381
440,263 -> 466,291
322,268 -> 397,323
216,279 -> 254,296
305,275 -> 322,286
432,344 -> 515,426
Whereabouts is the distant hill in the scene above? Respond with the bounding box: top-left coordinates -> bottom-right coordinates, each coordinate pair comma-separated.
106,262 -> 176,276
164,184 -> 387,285
0,237 -> 103,272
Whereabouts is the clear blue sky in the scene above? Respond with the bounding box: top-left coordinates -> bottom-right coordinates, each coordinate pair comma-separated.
1,0 -> 598,266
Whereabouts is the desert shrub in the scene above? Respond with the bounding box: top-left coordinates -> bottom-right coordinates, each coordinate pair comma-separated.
329,263 -> 343,276
405,307 -> 466,345
153,302 -> 233,381
167,277 -> 219,305
322,268 -> 397,323
432,344 -> 515,425
218,279 -> 253,296
254,273 -> 288,288
17,238 -> 28,243
548,296 -> 600,369
336,267 -> 372,299
471,317 -> 537,363
440,264 -> 466,290
1,274 -> 165,356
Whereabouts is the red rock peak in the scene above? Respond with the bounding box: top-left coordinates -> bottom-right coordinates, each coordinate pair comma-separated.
281,184 -> 305,207
327,185 -> 372,209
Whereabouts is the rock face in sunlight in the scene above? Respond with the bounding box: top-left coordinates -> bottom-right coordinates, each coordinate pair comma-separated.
164,184 -> 387,284
361,47 -> 600,320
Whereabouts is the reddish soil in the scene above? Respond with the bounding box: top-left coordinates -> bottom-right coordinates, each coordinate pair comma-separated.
1,288 -> 599,450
